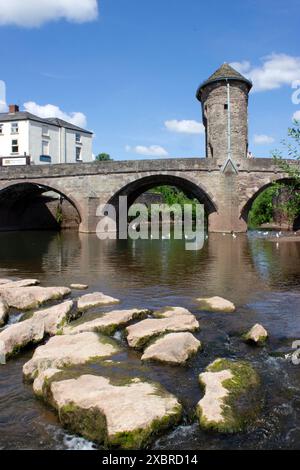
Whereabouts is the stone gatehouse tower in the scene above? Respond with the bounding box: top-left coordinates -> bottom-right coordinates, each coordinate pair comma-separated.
196,63 -> 252,163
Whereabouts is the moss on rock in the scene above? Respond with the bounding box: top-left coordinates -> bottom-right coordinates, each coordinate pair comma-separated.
197,358 -> 261,433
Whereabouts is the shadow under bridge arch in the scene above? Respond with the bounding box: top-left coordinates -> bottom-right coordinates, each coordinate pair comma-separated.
0,182 -> 81,231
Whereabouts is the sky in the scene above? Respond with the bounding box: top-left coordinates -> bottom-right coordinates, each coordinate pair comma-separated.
0,0 -> 299,160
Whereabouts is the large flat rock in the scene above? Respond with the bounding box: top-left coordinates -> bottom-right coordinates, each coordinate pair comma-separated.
37,373 -> 182,449
141,332 -> 201,365
0,286 -> 71,310
197,296 -> 236,313
64,308 -> 150,336
197,358 -> 260,433
77,292 -> 120,311
23,332 -> 120,380
126,311 -> 199,349
0,279 -> 40,289
0,301 -> 74,362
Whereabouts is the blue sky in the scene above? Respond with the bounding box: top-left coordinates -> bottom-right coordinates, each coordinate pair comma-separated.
0,0 -> 300,160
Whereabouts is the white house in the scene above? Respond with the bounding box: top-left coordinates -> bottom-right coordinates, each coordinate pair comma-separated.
0,105 -> 93,166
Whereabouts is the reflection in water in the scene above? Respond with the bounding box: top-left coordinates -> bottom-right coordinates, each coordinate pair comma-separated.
0,231 -> 300,449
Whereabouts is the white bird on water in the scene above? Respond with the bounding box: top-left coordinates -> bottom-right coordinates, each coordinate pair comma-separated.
276,233 -> 280,238
232,232 -> 237,239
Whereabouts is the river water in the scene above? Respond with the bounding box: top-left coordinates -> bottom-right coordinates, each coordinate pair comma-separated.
0,230 -> 300,450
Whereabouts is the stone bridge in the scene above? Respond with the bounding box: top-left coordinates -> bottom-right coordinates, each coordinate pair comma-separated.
1,63 -> 295,234
0,157 -> 293,233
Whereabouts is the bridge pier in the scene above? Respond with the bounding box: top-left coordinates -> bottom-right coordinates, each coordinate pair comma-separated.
208,211 -> 247,233
208,171 -> 248,233
78,197 -> 100,233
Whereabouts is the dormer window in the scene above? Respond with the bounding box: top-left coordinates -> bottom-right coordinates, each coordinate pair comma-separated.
11,122 -> 19,134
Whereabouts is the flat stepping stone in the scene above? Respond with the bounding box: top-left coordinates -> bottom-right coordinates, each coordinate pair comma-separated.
141,332 -> 201,365
153,306 -> 194,318
34,373 -> 182,449
64,308 -> 150,336
77,292 -> 120,311
23,332 -> 120,380
0,286 -> 71,310
0,279 -> 40,289
197,296 -> 235,313
244,324 -> 268,345
126,311 -> 199,349
70,284 -> 88,290
0,301 -> 73,363
197,358 -> 260,433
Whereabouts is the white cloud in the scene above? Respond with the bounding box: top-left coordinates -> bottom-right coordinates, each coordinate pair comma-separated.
231,54 -> 300,92
293,110 -> 300,121
0,80 -> 8,112
253,134 -> 275,145
165,119 -> 205,134
126,145 -> 169,157
0,0 -> 98,28
23,101 -> 87,128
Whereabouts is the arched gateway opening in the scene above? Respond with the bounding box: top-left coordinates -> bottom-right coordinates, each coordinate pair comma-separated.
0,183 -> 81,232
241,178 -> 300,231
108,174 -> 217,236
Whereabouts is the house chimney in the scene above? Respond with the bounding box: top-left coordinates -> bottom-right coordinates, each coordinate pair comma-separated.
9,104 -> 19,113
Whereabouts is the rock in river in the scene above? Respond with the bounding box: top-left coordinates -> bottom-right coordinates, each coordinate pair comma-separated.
244,323 -> 268,346
0,279 -> 40,289
0,301 -> 74,362
23,332 -> 120,380
70,284 -> 88,290
77,292 -> 120,311
126,308 -> 199,349
153,306 -> 193,318
141,332 -> 201,365
0,299 -> 9,327
34,373 -> 182,449
0,286 -> 71,310
197,296 -> 235,313
197,358 -> 260,433
63,308 -> 150,336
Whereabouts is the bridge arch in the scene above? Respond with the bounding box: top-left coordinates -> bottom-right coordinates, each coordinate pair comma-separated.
106,173 -> 218,235
240,177 -> 299,229
108,173 -> 218,213
0,182 -> 82,231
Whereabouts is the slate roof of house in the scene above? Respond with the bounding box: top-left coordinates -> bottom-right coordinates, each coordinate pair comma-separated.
0,111 -> 93,135
196,63 -> 252,100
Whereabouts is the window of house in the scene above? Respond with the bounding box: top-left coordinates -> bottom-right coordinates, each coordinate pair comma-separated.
42,125 -> 49,136
75,133 -> 81,143
0,124 -> 3,135
11,122 -> 19,134
42,140 -> 49,155
11,139 -> 19,154
76,146 -> 82,161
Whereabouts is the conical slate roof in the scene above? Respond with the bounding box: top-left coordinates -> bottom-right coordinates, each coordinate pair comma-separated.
196,63 -> 252,100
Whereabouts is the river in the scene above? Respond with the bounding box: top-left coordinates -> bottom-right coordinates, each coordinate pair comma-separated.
0,230 -> 300,450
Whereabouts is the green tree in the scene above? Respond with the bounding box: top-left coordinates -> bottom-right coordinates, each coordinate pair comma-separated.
272,121 -> 300,228
95,153 -> 113,161
248,186 -> 278,228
